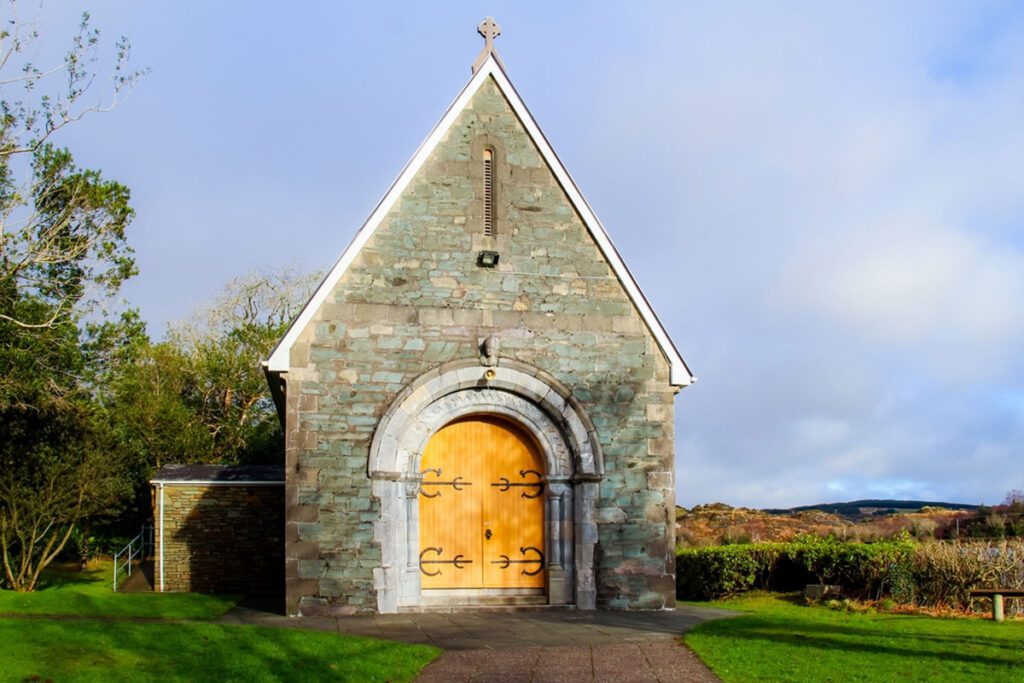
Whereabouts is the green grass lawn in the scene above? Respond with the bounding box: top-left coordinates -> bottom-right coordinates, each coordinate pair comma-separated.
685,593 -> 1024,683
0,561 -> 441,681
0,560 -> 236,619
0,619 -> 439,682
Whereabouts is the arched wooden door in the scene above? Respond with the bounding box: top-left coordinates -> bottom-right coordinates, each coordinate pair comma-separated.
418,416 -> 545,589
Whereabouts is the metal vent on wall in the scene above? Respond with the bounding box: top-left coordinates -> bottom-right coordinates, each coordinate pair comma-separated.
483,148 -> 495,236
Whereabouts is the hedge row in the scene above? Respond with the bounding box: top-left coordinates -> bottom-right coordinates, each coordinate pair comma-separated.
677,537 -> 1024,609
897,539 -> 1024,608
676,536 -> 915,600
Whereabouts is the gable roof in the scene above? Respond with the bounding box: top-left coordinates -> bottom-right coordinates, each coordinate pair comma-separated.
265,54 -> 694,387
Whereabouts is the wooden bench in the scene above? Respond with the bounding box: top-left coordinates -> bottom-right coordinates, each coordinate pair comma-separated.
968,589 -> 1024,622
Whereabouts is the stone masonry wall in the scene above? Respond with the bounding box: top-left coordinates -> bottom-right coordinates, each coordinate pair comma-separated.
285,76 -> 678,614
157,485 -> 284,593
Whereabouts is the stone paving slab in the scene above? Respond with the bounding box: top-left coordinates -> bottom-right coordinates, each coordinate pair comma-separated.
217,604 -> 734,681
415,641 -> 722,683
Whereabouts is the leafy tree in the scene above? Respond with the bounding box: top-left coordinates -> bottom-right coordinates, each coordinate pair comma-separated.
108,266 -> 321,467
0,303 -> 144,588
0,8 -> 143,590
1,145 -> 135,399
170,265 -> 321,462
106,339 -> 209,471
0,394 -> 130,590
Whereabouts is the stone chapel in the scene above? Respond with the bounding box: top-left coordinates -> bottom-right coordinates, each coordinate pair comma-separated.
263,19 -> 694,616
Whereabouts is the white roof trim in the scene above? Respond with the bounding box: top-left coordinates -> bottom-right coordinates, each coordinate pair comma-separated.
266,54 -> 693,386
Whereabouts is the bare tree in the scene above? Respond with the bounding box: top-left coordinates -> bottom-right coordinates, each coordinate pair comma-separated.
1004,490 -> 1024,507
171,264 -> 324,341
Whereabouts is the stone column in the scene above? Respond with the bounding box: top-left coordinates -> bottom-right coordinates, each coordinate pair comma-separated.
371,476 -> 402,614
574,478 -> 599,610
546,479 -> 571,604
400,477 -> 423,607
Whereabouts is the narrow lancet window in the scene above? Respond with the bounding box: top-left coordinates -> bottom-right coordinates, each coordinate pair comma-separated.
483,148 -> 495,236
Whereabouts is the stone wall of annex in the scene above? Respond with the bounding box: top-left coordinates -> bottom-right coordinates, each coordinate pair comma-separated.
156,484 -> 284,594
284,76 -> 678,615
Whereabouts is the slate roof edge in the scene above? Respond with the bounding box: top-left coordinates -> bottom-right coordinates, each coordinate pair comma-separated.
150,464 -> 285,485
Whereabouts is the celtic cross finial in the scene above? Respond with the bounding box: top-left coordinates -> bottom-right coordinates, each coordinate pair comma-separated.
472,17 -> 504,74
478,17 -> 501,51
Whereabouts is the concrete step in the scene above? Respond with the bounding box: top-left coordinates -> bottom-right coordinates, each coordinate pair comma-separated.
407,596 -> 576,613
422,594 -> 544,606
118,559 -> 155,593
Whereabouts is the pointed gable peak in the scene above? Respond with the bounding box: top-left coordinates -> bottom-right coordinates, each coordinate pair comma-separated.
265,28 -> 694,387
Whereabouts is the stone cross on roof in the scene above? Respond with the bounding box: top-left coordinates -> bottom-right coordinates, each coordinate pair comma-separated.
472,16 -> 505,74
479,17 -> 501,50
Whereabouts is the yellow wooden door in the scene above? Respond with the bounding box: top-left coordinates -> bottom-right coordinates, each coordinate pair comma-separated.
419,417 -> 545,589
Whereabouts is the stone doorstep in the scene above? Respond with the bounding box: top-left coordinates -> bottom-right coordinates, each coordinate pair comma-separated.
419,590 -> 547,608
399,603 -> 577,614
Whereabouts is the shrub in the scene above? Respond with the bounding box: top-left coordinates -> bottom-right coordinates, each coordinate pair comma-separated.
678,537 -> 1024,613
677,535 -> 914,600
789,534 -> 915,598
676,543 -> 785,599
906,539 -> 1024,609
888,558 -> 916,604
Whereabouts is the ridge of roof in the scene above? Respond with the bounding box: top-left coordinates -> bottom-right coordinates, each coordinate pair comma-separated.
265,53 -> 694,387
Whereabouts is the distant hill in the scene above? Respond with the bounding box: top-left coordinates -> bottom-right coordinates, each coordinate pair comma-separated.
676,500 -> 978,547
762,499 -> 976,520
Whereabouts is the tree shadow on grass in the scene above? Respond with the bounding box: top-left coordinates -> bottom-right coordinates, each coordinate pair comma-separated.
757,592 -> 806,607
698,615 -> 1024,667
99,620 -> 437,682
34,563 -> 106,589
225,626 -> 437,682
771,612 -> 1023,651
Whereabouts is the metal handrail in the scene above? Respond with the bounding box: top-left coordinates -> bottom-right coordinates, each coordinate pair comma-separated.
112,526 -> 153,591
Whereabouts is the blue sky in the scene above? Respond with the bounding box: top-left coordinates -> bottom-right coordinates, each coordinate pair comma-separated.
21,2 -> 1024,508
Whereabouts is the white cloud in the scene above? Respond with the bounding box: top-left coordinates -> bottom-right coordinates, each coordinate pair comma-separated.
782,220 -> 1024,359
581,3 -> 1024,507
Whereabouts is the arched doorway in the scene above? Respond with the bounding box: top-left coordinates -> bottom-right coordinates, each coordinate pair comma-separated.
418,416 -> 545,591
368,360 -> 604,613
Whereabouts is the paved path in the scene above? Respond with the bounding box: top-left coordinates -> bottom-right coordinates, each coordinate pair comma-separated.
417,641 -> 720,682
219,604 -> 734,681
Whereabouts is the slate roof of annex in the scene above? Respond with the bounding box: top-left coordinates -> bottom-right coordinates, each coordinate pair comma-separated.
151,464 -> 285,484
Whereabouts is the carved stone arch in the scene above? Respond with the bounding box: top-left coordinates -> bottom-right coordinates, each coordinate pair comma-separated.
411,389 -> 572,477
369,359 -> 603,480
368,360 -> 601,613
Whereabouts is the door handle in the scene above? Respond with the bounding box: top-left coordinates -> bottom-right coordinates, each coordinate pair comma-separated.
485,529 -> 493,540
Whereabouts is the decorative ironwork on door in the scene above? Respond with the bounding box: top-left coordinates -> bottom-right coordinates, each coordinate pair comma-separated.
491,546 -> 545,576
418,416 -> 545,590
491,469 -> 544,498
418,468 -> 473,498
418,547 -> 473,576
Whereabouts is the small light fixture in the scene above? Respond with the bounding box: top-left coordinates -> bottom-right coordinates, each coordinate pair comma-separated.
484,369 -> 496,380
477,250 -> 500,268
